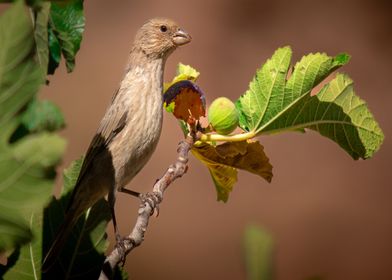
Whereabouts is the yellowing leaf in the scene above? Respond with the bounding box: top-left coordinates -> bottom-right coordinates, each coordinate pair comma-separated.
192,141 -> 273,202
164,63 -> 200,92
208,165 -> 237,203
177,63 -> 200,79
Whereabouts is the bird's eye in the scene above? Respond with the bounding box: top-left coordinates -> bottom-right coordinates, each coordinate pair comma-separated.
160,25 -> 168,32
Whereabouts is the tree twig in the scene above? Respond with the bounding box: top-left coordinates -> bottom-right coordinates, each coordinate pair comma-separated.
99,133 -> 195,280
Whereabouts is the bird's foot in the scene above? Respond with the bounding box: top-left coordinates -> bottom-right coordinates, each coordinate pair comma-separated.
139,192 -> 160,217
115,235 -> 133,266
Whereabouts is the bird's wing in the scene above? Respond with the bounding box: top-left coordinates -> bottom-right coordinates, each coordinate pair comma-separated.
72,89 -> 128,194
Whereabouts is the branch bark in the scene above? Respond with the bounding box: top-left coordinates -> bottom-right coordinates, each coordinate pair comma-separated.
99,134 -> 195,280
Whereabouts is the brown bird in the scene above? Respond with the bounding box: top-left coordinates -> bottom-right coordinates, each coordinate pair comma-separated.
43,18 -> 191,270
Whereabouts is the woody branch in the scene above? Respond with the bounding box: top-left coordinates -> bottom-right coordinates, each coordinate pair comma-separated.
99,133 -> 196,280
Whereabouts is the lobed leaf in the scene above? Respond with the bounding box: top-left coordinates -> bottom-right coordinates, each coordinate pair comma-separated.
236,47 -> 383,159
236,47 -> 292,132
236,47 -> 350,134
261,73 -> 384,159
0,1 -> 64,255
1,134 -> 64,277
0,6 -> 66,277
192,141 -> 272,202
1,159 -> 110,279
48,0 -> 85,73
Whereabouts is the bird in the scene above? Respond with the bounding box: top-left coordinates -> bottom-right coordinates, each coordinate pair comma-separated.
42,17 -> 191,270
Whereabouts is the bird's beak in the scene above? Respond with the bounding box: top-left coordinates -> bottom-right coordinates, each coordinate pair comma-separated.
172,29 -> 192,46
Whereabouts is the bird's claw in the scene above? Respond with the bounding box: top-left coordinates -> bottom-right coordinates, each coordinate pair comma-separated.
115,235 -> 132,266
139,192 -> 160,217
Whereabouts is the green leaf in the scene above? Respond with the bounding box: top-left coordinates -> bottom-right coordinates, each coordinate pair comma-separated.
48,0 -> 85,73
0,0 -> 43,128
42,159 -> 111,279
34,2 -> 51,78
164,63 -> 200,92
0,132 -> 66,217
0,133 -> 64,278
12,132 -> 66,169
192,141 -> 272,202
47,25 -> 61,74
236,47 -> 383,159
1,212 -> 44,280
0,0 -> 65,255
62,156 -> 83,195
236,46 -> 349,133
0,0 -> 54,235
244,225 -> 274,280
21,99 -> 65,132
0,212 -> 32,253
261,73 -> 384,159
1,159 -> 110,279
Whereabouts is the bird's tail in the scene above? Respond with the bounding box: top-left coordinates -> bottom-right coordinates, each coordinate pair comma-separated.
42,206 -> 80,273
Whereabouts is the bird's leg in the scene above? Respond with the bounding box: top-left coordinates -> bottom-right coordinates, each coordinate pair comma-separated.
108,190 -> 121,242
119,187 -> 158,215
118,187 -> 141,198
119,187 -> 159,216
108,190 -> 128,266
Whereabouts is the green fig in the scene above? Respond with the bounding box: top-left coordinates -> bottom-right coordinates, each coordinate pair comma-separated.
208,97 -> 239,135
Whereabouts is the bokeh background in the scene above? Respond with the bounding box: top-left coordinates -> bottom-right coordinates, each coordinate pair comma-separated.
38,0 -> 391,279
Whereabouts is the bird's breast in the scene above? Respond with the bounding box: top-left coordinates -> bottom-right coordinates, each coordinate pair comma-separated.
109,61 -> 164,188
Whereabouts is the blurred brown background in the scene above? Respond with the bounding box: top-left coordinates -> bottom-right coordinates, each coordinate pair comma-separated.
38,0 -> 391,279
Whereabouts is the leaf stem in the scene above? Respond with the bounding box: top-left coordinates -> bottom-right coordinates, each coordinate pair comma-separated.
198,131 -> 256,143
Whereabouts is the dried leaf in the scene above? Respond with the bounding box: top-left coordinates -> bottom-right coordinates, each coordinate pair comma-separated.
192,141 -> 273,202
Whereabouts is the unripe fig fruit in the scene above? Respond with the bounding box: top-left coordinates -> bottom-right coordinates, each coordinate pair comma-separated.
208,97 -> 239,135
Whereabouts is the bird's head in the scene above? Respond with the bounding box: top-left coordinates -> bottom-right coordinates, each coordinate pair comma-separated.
133,18 -> 191,59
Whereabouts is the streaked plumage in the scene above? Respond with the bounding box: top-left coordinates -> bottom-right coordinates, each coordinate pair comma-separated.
43,18 -> 191,270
